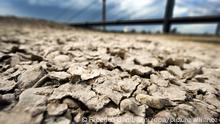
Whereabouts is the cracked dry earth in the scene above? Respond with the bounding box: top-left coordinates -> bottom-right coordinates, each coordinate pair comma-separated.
0,24 -> 220,124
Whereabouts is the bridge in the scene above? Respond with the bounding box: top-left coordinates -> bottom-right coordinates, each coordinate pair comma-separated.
68,0 -> 220,35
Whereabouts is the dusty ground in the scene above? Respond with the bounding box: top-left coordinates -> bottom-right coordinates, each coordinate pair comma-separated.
0,17 -> 220,124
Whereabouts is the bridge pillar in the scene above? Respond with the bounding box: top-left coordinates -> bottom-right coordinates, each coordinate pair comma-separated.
216,23 -> 220,35
102,0 -> 106,30
163,0 -> 175,33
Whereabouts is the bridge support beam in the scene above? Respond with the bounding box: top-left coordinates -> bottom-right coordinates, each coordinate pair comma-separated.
216,22 -> 220,35
102,0 -> 106,30
163,0 -> 175,33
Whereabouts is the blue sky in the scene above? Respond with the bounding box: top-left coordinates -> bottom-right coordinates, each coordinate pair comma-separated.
0,0 -> 220,34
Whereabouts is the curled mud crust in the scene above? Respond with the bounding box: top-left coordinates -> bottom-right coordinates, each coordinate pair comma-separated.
0,18 -> 220,124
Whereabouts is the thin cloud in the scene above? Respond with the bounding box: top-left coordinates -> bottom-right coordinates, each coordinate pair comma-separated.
108,0 -> 165,19
174,0 -> 220,17
27,0 -> 95,9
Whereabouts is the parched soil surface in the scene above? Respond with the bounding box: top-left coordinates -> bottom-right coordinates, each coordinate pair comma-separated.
0,18 -> 220,124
